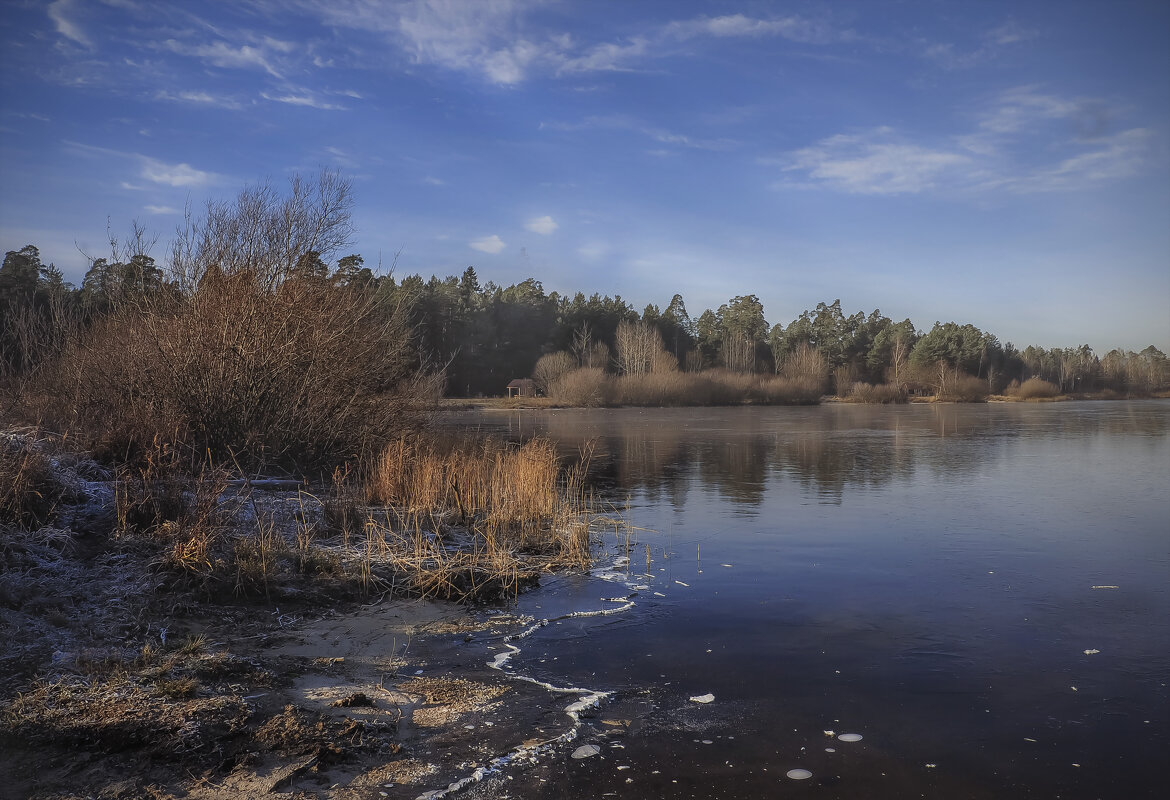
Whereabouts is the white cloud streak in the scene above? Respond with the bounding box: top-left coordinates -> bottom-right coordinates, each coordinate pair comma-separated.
300,2 -> 847,84
785,128 -> 970,195
524,215 -> 558,235
48,0 -> 91,47
162,38 -> 283,77
139,156 -> 215,187
261,91 -> 347,110
781,88 -> 1156,196
154,89 -> 243,109
470,234 -> 506,254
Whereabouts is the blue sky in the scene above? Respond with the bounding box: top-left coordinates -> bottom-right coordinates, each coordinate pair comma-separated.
1,0 -> 1167,351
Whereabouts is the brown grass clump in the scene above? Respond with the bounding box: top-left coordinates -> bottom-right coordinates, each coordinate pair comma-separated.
367,437 -> 560,528
938,373 -> 989,402
0,434 -> 63,528
356,435 -> 594,601
548,367 -> 611,407
845,382 -> 908,404
757,375 -> 825,404
613,372 -> 692,406
1009,377 -> 1060,399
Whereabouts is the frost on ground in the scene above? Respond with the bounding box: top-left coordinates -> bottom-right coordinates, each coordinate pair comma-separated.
0,431 -> 612,800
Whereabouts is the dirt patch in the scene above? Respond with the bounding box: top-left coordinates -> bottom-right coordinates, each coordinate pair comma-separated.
399,676 -> 509,728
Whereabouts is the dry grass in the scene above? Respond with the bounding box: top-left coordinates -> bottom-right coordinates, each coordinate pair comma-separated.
548,367 -> 611,407
355,435 -> 595,601
1008,377 -> 1060,399
546,368 -> 824,407
0,433 -> 63,528
756,375 -> 825,404
844,382 -> 908,404
939,374 -> 990,402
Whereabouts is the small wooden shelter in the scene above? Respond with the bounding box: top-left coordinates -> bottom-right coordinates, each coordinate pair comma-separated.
506,378 -> 536,398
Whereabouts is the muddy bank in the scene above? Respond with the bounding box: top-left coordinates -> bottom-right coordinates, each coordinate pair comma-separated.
0,432 -> 635,800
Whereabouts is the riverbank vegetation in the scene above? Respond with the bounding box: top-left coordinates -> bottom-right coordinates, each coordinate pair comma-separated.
4,193 -> 1169,410
0,173 -> 601,608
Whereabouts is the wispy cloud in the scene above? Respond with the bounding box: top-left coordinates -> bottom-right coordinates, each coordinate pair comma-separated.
144,204 -> 179,214
986,20 -> 1038,46
161,38 -> 283,77
974,85 -> 1079,134
922,18 -> 1039,69
470,234 -> 506,254
48,0 -> 91,47
542,115 -> 736,151
525,215 -> 558,235
783,128 -> 970,195
557,38 -> 650,75
1002,129 -> 1155,193
664,14 -> 849,45
781,88 -> 1156,196
154,89 -> 243,109
261,91 -> 347,110
301,2 -> 848,85
66,140 -> 222,188
139,156 -> 216,187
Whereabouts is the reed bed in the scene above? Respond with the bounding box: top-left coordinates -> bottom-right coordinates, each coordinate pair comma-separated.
548,368 -> 824,407
844,381 -> 908,404
1007,377 -> 1060,399
351,435 -> 595,601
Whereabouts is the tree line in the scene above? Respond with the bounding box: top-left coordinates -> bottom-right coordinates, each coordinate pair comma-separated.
3,213 -> 1168,404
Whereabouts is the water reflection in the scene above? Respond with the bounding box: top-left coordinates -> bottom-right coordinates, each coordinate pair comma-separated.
453,401 -> 1169,508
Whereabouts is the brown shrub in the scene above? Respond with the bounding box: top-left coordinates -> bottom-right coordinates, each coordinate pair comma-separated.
531,351 -> 575,395
548,367 -> 611,407
846,382 -> 908,404
780,343 -> 829,391
940,374 -> 989,402
1010,377 -> 1060,399
41,272 -> 436,471
758,376 -> 826,404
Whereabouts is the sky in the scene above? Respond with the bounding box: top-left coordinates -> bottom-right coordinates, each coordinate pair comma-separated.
1,0 -> 1168,352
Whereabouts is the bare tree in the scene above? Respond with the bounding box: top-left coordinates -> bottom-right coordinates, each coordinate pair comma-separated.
570,324 -> 610,369
531,351 -> 575,394
721,334 -> 754,373
170,170 -> 354,291
615,320 -> 664,376
890,331 -> 910,385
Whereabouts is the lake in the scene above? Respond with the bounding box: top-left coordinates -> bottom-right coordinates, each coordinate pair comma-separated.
448,401 -> 1169,799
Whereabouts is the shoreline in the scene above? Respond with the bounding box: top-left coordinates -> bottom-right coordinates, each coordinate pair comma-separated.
0,434 -> 626,800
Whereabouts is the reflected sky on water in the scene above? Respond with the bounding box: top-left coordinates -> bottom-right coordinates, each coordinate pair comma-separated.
445,401 -> 1170,799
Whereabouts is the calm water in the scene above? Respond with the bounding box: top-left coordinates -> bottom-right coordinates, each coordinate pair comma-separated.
453,402 -> 1170,799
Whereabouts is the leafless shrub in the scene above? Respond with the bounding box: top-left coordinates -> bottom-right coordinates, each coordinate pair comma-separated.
845,382 -> 908,404
548,368 -> 611,407
531,351 -> 576,395
170,170 -> 354,291
937,372 -> 989,402
757,376 -> 825,404
36,173 -> 437,471
780,343 -> 829,394
1008,377 -> 1060,399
